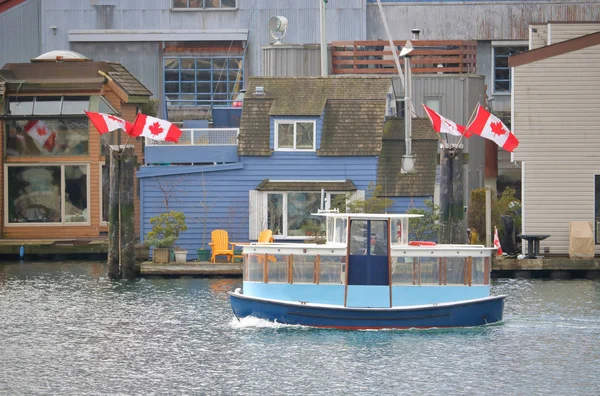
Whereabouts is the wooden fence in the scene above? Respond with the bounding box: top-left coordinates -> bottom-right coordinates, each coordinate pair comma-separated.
331,40 -> 477,75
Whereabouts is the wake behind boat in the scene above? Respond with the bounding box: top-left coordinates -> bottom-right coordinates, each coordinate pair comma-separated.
229,213 -> 504,330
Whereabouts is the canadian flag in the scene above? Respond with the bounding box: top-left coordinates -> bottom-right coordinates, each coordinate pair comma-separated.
422,104 -> 472,138
130,114 -> 182,143
23,120 -> 56,152
493,226 -> 503,256
84,111 -> 133,135
466,104 -> 519,152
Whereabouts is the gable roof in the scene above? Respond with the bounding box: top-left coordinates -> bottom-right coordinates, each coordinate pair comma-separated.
0,61 -> 152,99
238,76 -> 392,156
377,118 -> 438,197
509,30 -> 600,68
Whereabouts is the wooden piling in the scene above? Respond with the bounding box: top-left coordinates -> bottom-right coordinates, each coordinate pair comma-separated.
107,149 -> 121,279
439,147 -> 465,244
120,147 -> 136,280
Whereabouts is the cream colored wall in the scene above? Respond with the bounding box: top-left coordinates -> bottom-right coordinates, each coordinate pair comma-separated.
549,23 -> 600,44
513,43 -> 600,254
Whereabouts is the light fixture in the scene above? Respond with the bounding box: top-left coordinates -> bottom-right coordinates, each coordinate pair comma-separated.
50,26 -> 57,35
400,40 -> 414,58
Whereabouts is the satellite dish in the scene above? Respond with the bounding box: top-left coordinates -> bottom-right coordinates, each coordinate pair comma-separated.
269,16 -> 288,45
400,40 -> 414,57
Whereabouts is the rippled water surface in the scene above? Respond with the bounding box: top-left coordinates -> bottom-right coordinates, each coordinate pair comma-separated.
0,261 -> 598,395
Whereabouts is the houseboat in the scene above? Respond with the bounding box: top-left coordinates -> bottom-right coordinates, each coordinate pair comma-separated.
229,213 -> 505,330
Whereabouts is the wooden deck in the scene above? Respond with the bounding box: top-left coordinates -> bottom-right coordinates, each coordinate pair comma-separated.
139,262 -> 242,277
0,238 -> 108,255
492,256 -> 600,279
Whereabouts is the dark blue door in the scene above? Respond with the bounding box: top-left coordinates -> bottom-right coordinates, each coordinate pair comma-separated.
348,220 -> 389,286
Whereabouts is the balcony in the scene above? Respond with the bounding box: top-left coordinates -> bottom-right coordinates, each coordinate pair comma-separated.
331,40 -> 477,75
144,128 -> 239,165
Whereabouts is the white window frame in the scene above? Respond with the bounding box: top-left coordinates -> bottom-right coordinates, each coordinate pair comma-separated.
491,41 -> 527,95
264,191 -> 348,239
274,120 -> 317,152
4,163 -> 91,227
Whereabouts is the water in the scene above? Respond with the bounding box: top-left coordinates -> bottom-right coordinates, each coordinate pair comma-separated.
0,261 -> 598,396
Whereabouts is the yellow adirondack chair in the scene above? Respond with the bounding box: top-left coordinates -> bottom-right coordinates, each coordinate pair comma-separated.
258,229 -> 274,243
209,229 -> 234,263
257,229 -> 276,264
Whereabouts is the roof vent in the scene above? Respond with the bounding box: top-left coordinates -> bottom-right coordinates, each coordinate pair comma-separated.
255,86 -> 265,95
32,50 -> 91,63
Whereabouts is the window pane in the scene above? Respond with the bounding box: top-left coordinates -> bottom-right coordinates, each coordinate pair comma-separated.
277,123 -> 294,148
446,257 -> 466,284
296,122 -> 314,149
180,58 -> 195,69
350,220 -> 367,255
33,96 -> 62,115
102,163 -> 109,223
65,165 -> 88,223
196,58 -> 212,69
181,83 -> 195,93
205,0 -> 220,8
5,118 -> 89,157
495,81 -> 510,92
173,0 -> 187,7
247,254 -> 264,282
391,257 -> 414,285
495,68 -> 509,80
8,166 -> 61,223
287,192 -> 322,237
267,194 -> 283,236
222,0 -> 236,7
61,96 -> 89,115
9,97 -> 34,116
267,255 -> 288,283
164,58 -> 179,69
189,0 -> 201,7
419,257 -> 440,284
165,82 -> 179,94
195,70 -> 212,81
320,255 -> 344,284
292,255 -> 315,283
181,70 -> 195,82
424,98 -> 440,113
165,70 -> 179,82
369,220 -> 388,255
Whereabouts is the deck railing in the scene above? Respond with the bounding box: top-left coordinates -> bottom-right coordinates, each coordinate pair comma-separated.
144,128 -> 239,146
331,40 -> 477,75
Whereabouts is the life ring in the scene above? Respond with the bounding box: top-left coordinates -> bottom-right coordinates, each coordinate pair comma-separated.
408,241 -> 437,246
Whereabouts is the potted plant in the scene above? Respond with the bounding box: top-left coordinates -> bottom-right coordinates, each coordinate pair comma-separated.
144,211 -> 187,263
173,246 -> 188,263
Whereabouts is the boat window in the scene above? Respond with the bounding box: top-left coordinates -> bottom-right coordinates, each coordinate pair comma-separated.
471,257 -> 485,285
267,254 -> 288,283
369,221 -> 388,256
335,218 -> 347,243
292,255 -> 315,284
390,257 -> 414,285
319,255 -> 344,284
246,254 -> 264,282
267,194 -> 283,236
446,257 -> 467,285
5,118 -> 89,157
419,257 -> 440,285
349,220 -> 367,255
327,217 -> 335,243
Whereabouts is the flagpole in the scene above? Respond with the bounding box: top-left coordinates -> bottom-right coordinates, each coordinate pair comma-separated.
455,104 -> 478,152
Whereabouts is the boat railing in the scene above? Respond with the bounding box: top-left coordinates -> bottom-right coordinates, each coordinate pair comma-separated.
242,244 -> 491,286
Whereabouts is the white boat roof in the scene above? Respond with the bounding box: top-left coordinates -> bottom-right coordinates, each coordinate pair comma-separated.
312,212 -> 422,219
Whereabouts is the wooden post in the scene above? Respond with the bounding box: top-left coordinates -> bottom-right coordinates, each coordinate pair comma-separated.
107,149 -> 120,279
119,147 -> 136,280
439,146 -> 465,244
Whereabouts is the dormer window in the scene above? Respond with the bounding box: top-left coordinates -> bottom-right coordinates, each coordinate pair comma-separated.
275,120 -> 316,151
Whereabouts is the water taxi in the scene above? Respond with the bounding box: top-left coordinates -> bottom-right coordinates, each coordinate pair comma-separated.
229,213 -> 504,329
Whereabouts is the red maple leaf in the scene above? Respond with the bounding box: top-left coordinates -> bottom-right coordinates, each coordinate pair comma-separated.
36,126 -> 48,136
149,122 -> 164,136
107,115 -> 124,124
490,121 -> 507,137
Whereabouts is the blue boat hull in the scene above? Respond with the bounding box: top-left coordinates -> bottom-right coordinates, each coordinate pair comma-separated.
229,292 -> 505,330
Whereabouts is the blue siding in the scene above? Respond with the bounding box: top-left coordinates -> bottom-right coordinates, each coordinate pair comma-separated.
388,196 -> 432,214
139,153 -> 380,260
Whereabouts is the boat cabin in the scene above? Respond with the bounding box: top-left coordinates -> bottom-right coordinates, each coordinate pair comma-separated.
240,213 -> 493,308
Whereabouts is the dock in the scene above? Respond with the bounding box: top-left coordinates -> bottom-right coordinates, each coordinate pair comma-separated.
492,256 -> 600,279
139,262 -> 242,277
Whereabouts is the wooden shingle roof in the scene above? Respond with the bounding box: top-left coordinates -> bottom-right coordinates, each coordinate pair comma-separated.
106,62 -> 152,97
319,99 -> 385,156
256,179 -> 357,191
377,118 -> 438,197
238,76 -> 392,156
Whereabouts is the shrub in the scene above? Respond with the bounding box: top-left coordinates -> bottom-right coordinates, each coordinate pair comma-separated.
144,211 -> 187,248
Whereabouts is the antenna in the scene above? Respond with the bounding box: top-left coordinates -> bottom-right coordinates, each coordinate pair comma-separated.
268,16 -> 288,45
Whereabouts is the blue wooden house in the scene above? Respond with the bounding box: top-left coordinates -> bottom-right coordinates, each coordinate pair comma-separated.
138,76 -> 438,259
